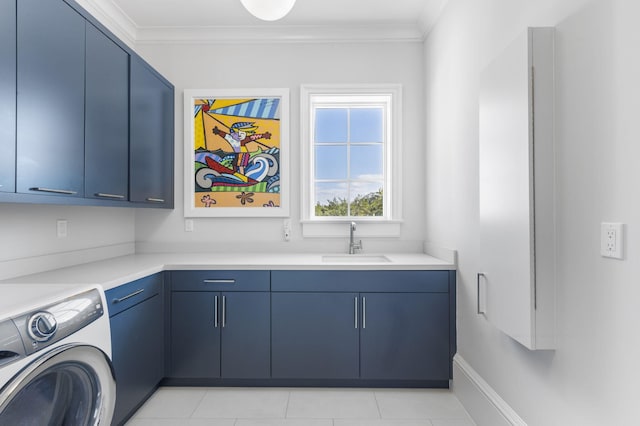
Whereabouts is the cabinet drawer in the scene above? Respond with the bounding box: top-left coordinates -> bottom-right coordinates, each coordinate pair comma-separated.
271,270 -> 449,293
106,273 -> 163,317
170,270 -> 270,292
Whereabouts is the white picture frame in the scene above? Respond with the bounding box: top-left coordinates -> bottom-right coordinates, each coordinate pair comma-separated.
183,88 -> 289,218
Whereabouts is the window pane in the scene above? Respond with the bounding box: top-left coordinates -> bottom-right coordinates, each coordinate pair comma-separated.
315,108 -> 348,143
315,182 -> 348,217
315,145 -> 347,180
350,145 -> 383,179
350,182 -> 384,217
350,108 -> 383,142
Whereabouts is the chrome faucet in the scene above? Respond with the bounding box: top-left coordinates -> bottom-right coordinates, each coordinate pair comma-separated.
349,221 -> 363,254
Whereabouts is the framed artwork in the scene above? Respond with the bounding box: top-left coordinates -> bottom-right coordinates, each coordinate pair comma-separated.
184,89 -> 289,217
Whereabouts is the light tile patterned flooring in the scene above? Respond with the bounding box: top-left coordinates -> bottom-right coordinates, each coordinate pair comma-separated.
126,387 -> 476,426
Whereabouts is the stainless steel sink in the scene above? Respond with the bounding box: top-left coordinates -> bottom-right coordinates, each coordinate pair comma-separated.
321,254 -> 391,263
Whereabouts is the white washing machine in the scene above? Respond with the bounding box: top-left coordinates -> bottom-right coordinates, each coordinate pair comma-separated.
0,283 -> 115,425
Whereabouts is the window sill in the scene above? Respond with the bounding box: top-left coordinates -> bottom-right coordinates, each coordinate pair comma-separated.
301,220 -> 402,238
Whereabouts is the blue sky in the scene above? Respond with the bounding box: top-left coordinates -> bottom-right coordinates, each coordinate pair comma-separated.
314,107 -> 384,205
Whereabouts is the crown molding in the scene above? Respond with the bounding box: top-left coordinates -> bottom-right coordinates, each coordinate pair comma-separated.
75,0 -> 432,45
418,0 -> 449,39
134,24 -> 425,45
74,0 -> 138,48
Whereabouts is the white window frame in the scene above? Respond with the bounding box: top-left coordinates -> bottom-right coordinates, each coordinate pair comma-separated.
300,84 -> 403,238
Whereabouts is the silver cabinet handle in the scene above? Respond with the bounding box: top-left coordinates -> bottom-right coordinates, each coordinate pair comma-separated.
96,193 -> 125,199
203,279 -> 235,284
354,297 -> 358,329
222,296 -> 227,328
112,289 -> 144,304
477,273 -> 486,314
362,297 -> 366,329
30,187 -> 77,195
214,295 -> 219,328
146,197 -> 165,203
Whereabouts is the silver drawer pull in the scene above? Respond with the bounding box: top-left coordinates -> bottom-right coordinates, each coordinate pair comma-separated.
354,297 -> 358,329
30,187 -> 77,195
112,289 -> 144,304
203,279 -> 235,284
222,296 -> 227,328
214,295 -> 219,328
146,197 -> 165,203
363,297 -> 366,329
96,193 -> 125,199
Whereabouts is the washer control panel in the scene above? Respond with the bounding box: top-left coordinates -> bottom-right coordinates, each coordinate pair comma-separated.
12,288 -> 104,356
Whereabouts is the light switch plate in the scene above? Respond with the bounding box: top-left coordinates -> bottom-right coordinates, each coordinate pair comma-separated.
601,222 -> 624,259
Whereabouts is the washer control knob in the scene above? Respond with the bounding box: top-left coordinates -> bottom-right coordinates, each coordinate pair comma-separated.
28,311 -> 58,342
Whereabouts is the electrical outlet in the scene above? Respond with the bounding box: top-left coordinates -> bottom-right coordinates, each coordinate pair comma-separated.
57,220 -> 68,238
283,219 -> 291,241
185,219 -> 194,232
601,222 -> 624,259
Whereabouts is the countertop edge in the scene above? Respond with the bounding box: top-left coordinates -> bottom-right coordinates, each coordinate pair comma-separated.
0,253 -> 457,291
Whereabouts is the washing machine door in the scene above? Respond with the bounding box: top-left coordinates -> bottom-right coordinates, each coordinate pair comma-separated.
0,343 -> 115,426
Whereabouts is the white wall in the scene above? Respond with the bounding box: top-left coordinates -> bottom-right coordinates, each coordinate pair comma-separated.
424,0 -> 640,424
134,41 -> 426,254
0,204 -> 135,280
0,39 -> 425,279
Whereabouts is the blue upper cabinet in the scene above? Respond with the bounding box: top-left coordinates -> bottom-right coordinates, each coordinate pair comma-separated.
84,23 -> 129,202
16,0 -> 85,197
0,0 -> 174,208
130,56 -> 175,208
0,0 -> 16,194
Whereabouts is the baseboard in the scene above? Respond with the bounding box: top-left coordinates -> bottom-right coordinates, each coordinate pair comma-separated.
0,242 -> 135,281
161,377 -> 449,388
453,354 -> 527,426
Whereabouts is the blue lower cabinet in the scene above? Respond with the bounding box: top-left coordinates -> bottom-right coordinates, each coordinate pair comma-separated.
271,292 -> 360,379
359,292 -> 450,380
106,274 -> 164,426
170,291 -> 270,379
171,292 -> 220,378
271,271 -> 454,383
166,269 -> 454,385
221,292 -> 271,379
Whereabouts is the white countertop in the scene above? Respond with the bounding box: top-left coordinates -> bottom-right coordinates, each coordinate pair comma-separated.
0,252 -> 455,291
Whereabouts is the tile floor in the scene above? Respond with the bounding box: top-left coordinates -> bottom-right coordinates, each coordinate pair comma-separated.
125,387 -> 476,426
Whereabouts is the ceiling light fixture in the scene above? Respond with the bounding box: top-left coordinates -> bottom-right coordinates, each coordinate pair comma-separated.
240,0 -> 296,21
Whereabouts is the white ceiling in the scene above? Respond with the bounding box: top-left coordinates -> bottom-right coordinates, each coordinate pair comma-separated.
83,0 -> 449,44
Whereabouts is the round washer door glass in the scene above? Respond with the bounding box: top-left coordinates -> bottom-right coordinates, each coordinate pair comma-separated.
0,344 -> 115,426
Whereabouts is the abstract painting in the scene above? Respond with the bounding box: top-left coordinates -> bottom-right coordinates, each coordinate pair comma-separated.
184,89 -> 289,217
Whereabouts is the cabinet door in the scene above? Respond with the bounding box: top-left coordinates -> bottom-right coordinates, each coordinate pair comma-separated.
16,0 -> 85,197
130,56 -> 174,207
360,293 -> 450,380
221,292 -> 270,379
171,292 -> 220,378
479,28 -> 555,350
0,0 -> 16,193
110,294 -> 164,426
85,23 -> 129,201
272,292 -> 359,379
